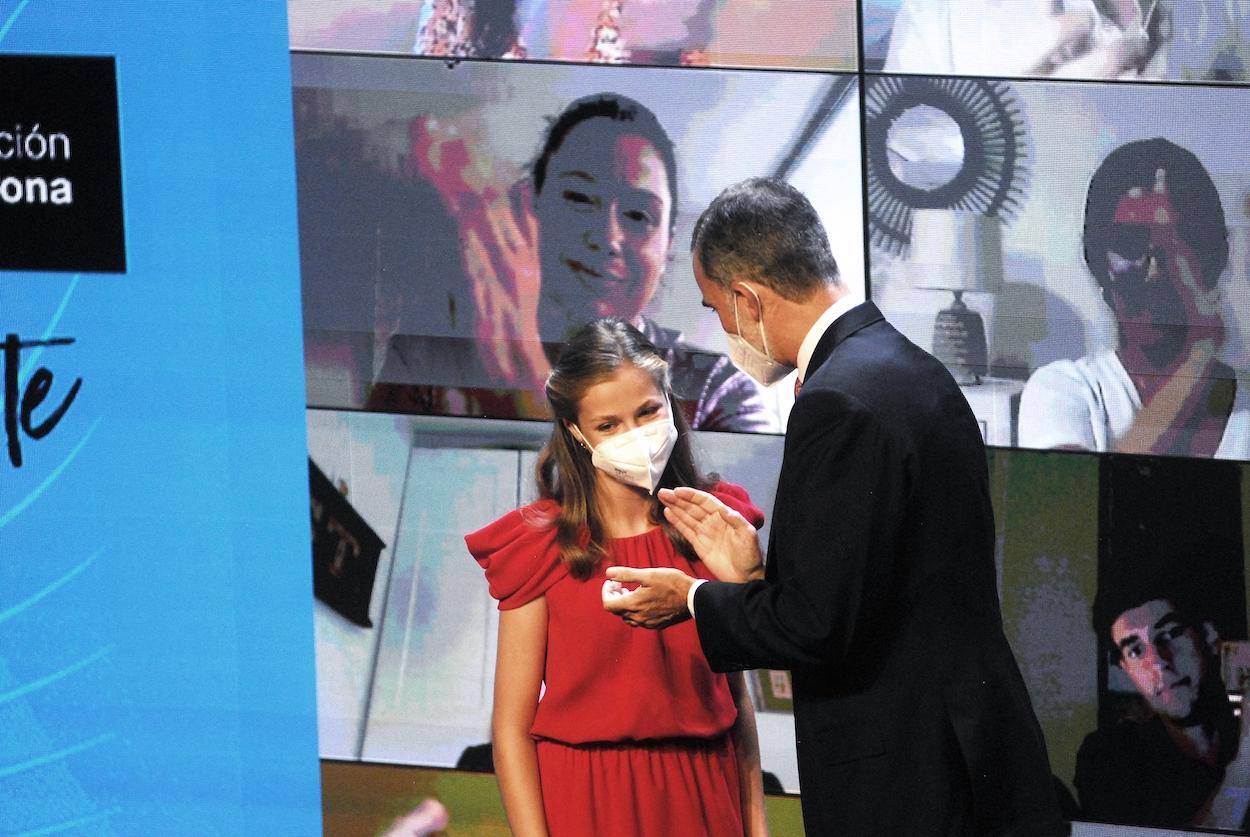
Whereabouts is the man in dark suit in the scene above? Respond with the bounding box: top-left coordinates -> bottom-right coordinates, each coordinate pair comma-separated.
603,177 -> 1067,835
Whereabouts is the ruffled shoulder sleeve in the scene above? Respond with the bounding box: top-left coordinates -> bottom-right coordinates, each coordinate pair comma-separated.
465,499 -> 571,610
709,481 -> 765,530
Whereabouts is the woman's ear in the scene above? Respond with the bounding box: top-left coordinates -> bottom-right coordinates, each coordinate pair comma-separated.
565,419 -> 589,450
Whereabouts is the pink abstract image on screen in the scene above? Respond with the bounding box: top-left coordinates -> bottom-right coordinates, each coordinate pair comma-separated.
288,0 -> 858,70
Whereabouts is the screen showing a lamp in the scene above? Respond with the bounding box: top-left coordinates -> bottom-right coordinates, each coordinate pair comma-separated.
906,209 -> 1004,293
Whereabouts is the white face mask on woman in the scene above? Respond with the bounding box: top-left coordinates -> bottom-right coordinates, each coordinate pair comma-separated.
726,283 -> 795,386
571,417 -> 678,494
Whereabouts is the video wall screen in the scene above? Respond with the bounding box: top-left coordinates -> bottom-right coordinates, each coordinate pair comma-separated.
288,0 -> 859,70
293,52 -> 864,435
305,409 -> 1250,831
867,74 -> 1250,459
292,3 -> 1250,834
863,0 -> 1250,81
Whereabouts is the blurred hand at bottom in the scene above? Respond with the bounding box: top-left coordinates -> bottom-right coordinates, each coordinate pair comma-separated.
379,798 -> 450,837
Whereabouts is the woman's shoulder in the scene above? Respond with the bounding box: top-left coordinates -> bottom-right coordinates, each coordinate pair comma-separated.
464,499 -> 570,609
466,499 -> 562,546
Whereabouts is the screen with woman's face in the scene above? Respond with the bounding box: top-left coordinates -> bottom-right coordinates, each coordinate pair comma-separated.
293,53 -> 864,434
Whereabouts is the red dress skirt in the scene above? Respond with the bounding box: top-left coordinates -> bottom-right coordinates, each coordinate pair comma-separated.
537,736 -> 743,836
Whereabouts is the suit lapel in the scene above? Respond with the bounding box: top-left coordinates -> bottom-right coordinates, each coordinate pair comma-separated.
807,301 -> 885,376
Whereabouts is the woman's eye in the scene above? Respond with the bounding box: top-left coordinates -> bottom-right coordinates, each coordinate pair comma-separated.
624,208 -> 657,227
562,190 -> 596,209
597,423 -> 613,433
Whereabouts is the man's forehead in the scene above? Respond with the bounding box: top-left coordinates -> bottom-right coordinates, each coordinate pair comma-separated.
1111,598 -> 1179,638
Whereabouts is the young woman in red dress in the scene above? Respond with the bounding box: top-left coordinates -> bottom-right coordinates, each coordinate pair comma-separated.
466,318 -> 769,836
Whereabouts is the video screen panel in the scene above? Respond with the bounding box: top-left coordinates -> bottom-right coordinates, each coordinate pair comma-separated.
866,74 -> 1250,459
293,53 -> 865,434
288,0 -> 858,70
994,450 -> 1250,832
306,409 -> 800,790
863,0 -> 1250,82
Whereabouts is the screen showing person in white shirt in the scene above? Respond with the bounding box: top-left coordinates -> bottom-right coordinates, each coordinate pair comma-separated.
1019,138 -> 1248,459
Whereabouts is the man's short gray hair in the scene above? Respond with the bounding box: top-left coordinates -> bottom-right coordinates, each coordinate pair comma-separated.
691,176 -> 841,300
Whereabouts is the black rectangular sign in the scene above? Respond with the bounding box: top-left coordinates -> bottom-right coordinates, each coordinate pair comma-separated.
0,54 -> 124,272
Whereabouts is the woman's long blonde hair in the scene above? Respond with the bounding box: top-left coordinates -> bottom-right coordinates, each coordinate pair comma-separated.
535,318 -> 713,579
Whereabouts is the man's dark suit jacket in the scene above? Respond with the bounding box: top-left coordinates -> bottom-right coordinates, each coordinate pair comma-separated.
695,302 -> 1067,836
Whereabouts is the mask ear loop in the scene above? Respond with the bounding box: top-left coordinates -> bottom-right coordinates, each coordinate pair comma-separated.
666,393 -> 686,447
734,282 -> 773,360
567,421 -> 594,453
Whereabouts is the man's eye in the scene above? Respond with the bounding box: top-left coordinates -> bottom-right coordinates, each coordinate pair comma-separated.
1124,645 -> 1143,659
597,423 -> 613,433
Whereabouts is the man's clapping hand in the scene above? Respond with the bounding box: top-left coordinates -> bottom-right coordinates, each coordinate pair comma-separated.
658,487 -> 764,583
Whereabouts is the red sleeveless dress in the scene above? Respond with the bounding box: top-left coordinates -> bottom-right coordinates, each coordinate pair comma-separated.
466,483 -> 764,837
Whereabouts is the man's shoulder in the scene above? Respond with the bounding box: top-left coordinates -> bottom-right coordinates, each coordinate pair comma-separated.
1078,717 -> 1168,765
814,316 -> 924,381
809,317 -> 970,423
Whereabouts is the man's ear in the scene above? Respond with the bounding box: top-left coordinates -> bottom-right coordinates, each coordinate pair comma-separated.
732,281 -> 763,320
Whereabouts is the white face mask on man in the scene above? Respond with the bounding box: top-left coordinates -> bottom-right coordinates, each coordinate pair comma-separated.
571,416 -> 678,494
726,283 -> 795,386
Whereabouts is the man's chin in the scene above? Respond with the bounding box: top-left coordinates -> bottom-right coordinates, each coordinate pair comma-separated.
1153,693 -> 1200,724
1165,710 -> 1205,728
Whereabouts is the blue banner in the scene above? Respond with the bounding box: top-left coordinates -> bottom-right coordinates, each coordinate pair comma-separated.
0,2 -> 322,833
